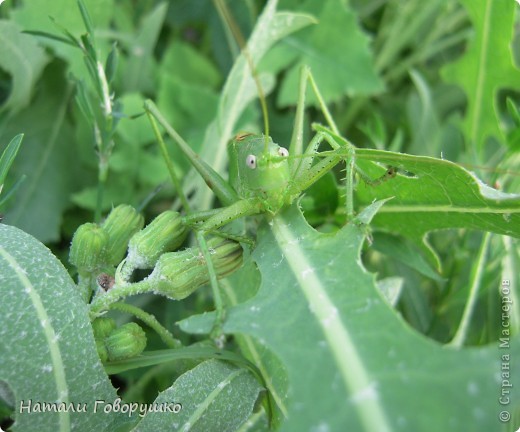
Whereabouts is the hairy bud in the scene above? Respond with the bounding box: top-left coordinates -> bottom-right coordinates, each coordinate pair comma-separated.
101,205 -> 144,266
95,338 -> 109,363
126,210 -> 187,270
148,238 -> 243,300
105,322 -> 147,361
69,223 -> 109,274
91,317 -> 116,340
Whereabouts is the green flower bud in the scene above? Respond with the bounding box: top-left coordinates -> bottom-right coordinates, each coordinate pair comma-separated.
101,205 -> 144,266
91,317 -> 116,340
148,238 -> 243,300
95,338 -> 109,363
105,322 -> 147,361
126,210 -> 187,270
69,223 -> 109,274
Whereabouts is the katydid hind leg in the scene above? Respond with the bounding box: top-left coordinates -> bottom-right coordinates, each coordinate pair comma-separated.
144,100 -> 239,207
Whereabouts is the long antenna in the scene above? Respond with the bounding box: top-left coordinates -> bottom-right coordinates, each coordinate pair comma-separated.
213,0 -> 270,150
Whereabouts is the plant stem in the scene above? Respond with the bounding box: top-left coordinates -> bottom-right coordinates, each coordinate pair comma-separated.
146,109 -> 191,212
109,302 -> 181,348
196,230 -> 225,344
449,232 -> 491,348
89,279 -> 152,318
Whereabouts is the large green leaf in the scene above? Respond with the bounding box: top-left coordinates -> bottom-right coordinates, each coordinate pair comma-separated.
183,0 -> 316,211
133,359 -> 263,432
442,0 -> 520,152
353,147 -> 520,268
181,203 -> 520,431
272,0 -> 383,106
1,64 -> 81,242
0,224 -> 129,432
0,20 -> 48,114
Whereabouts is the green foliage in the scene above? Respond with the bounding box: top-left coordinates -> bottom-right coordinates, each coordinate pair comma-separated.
1,63 -> 77,242
0,224 -> 130,432
0,21 -> 48,113
269,0 -> 384,106
0,0 -> 519,431
134,359 -> 263,432
352,146 -> 520,267
181,203 -> 520,430
0,134 -> 24,207
442,0 -> 520,153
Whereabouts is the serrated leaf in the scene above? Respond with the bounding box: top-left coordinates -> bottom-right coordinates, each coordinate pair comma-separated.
181,203 -> 520,431
353,147 -> 520,268
184,0 -> 315,211
0,20 -> 48,114
441,0 -> 520,152
134,359 -> 263,432
0,224 -> 129,432
273,0 -> 383,106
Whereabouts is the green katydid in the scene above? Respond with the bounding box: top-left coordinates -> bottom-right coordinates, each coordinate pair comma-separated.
145,66 -> 396,230
143,63 -> 397,341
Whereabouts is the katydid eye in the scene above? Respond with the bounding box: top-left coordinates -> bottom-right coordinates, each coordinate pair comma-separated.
246,154 -> 257,169
278,147 -> 289,157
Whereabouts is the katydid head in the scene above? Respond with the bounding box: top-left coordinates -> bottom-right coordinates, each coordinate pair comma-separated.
228,133 -> 291,209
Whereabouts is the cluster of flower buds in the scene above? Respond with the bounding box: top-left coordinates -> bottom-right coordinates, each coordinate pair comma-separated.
146,237 -> 243,300
72,205 -> 245,315
92,318 -> 147,362
69,205 -> 144,276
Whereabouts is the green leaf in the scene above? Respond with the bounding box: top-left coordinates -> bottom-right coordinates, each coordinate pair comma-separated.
272,0 -> 383,106
442,0 -> 520,152
0,224 -> 129,432
11,0 -> 114,80
119,2 -> 168,93
159,40 -> 221,90
372,232 -> 444,282
11,0 -> 113,42
376,277 -> 403,307
181,203 -> 520,431
184,0 -> 316,211
157,75 -> 219,155
0,20 -> 48,114
0,134 -> 23,190
116,93 -> 156,148
1,64 -> 81,242
353,147 -> 520,268
22,30 -> 79,48
133,359 -> 263,432
104,42 -> 118,84
222,259 -> 289,428
77,0 -> 95,38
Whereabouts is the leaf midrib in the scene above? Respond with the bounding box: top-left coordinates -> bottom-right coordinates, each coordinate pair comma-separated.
271,214 -> 392,432
0,245 -> 70,432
